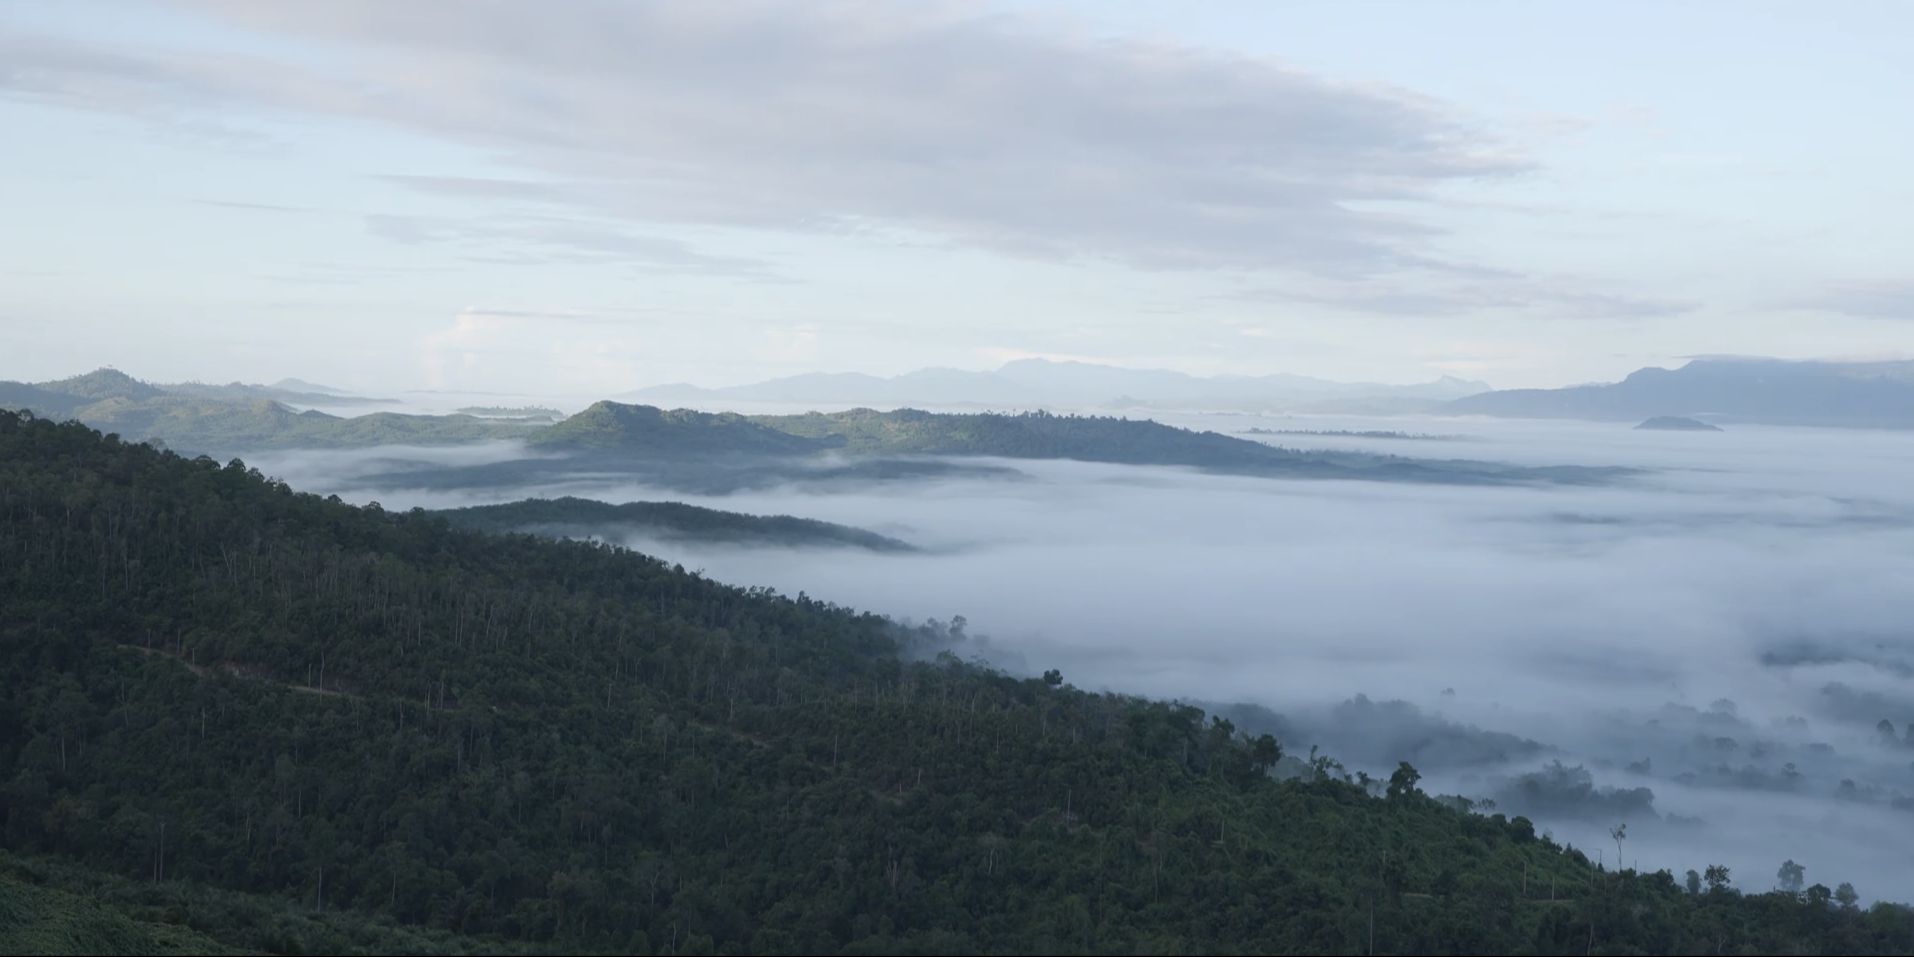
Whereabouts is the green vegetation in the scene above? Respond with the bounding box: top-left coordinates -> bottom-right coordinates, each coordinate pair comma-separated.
455,406 -> 564,420
4,377 -> 1624,487
0,851 -> 527,955
542,401 -> 1617,483
0,369 -> 524,453
164,381 -> 392,407
73,399 -> 528,450
0,408 -> 1906,953
0,862 -> 238,955
529,401 -> 823,456
747,406 -> 1608,484
434,496 -> 915,552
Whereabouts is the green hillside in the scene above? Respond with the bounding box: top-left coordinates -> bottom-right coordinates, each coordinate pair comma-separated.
2,378 -> 1625,487
528,400 -> 824,456
0,371 -> 526,452
36,368 -> 168,402
434,496 -> 916,552
755,406 -> 1289,462
749,406 -> 1616,484
70,397 -> 526,450
0,409 -> 1904,953
0,865 -> 238,955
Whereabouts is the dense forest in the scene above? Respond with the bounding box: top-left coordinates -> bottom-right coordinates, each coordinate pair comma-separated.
433,497 -> 915,552
2,408 -> 1910,954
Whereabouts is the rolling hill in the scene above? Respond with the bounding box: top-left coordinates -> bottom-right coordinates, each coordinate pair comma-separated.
0,370 -> 530,451
527,400 -> 825,456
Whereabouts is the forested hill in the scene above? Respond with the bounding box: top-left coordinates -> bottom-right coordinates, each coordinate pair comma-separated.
541,401 -> 1620,485
0,369 -> 524,451
2,408 -> 1908,954
433,496 -> 916,552
3,375 -> 1625,487
528,400 -> 824,455
745,406 -> 1627,484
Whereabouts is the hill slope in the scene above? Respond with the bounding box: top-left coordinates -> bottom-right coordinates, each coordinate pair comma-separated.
748,406 -> 1620,485
1448,357 -> 1914,428
529,400 -> 824,455
0,409 -> 1905,953
434,496 -> 916,552
0,867 -> 237,956
0,370 -> 513,452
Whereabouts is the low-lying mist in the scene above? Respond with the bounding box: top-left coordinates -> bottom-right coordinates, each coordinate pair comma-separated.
244,414 -> 1914,899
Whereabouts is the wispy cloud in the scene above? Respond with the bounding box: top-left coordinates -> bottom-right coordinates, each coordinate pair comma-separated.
1233,277 -> 1697,321
1787,281 -> 1914,321
1,1 -> 1527,274
363,213 -> 776,276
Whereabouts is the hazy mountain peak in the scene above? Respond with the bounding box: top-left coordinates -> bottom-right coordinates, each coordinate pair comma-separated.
43,367 -> 164,401
533,400 -> 824,454
1451,357 -> 1914,427
270,377 -> 353,395
626,360 -> 1488,412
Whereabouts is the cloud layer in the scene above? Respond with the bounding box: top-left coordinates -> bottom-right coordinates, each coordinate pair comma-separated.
5,0 -> 1524,273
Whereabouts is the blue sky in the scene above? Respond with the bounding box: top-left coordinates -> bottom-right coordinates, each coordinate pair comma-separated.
2,0 -> 1910,395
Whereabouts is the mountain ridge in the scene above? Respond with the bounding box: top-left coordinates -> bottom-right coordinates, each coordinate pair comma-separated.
1448,357 -> 1914,428
626,358 -> 1490,413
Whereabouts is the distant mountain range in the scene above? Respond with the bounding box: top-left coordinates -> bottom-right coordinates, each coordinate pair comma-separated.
0,370 -> 1622,487
0,369 -> 517,450
1447,357 -> 1914,428
628,358 -> 1490,414
522,400 -> 1624,487
0,368 -> 388,418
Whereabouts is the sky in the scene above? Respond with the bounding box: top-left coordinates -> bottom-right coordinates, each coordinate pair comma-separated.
3,0 -> 1911,395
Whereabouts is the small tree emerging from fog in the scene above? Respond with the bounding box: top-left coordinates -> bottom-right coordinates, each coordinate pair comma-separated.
1777,859 -> 1806,895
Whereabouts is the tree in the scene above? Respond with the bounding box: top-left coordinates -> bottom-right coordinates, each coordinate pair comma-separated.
1777,860 -> 1805,895
1509,816 -> 1536,844
1247,734 -> 1281,775
1836,882 -> 1860,910
1685,869 -> 1702,895
1386,762 -> 1421,801
1041,669 -> 1063,687
1703,864 -> 1732,894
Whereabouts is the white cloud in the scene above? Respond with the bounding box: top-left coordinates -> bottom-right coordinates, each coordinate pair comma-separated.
3,0 -> 1526,274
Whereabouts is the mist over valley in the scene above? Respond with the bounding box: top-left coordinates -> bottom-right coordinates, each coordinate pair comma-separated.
222,405 -> 1914,898
8,2 -> 1914,949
